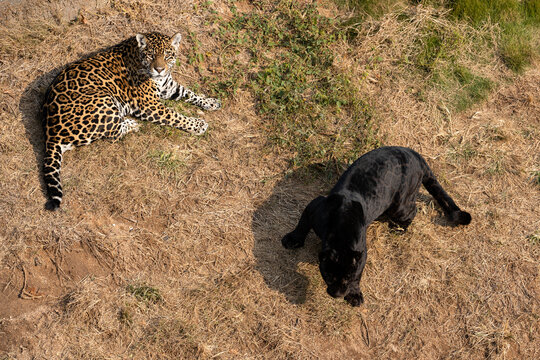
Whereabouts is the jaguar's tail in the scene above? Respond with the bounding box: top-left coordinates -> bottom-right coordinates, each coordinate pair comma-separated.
43,142 -> 63,211
419,156 -> 471,226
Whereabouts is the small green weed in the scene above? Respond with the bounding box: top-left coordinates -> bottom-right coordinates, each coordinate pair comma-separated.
532,170 -> 540,186
134,319 -> 199,357
185,31 -> 206,72
148,150 -> 185,174
485,152 -> 506,176
127,284 -> 163,304
428,63 -> 492,111
527,232 -> 540,245
119,307 -> 134,326
482,124 -> 507,142
449,142 -> 477,163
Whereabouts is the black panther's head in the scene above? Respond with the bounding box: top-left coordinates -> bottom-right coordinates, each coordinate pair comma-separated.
318,194 -> 365,298
319,247 -> 362,298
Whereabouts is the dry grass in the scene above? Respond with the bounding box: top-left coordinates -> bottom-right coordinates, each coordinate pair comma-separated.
0,0 -> 539,359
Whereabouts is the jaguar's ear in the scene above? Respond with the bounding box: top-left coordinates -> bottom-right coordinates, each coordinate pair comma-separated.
136,34 -> 147,49
171,33 -> 182,50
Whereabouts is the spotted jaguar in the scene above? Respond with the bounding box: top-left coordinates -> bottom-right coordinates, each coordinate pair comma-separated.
42,32 -> 221,211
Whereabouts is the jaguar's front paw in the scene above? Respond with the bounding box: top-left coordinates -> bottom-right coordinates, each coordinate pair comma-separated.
202,98 -> 221,111
344,291 -> 364,307
281,233 -> 305,249
189,118 -> 208,135
196,120 -> 208,135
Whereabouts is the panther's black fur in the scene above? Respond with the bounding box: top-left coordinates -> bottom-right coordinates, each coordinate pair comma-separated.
282,146 -> 471,306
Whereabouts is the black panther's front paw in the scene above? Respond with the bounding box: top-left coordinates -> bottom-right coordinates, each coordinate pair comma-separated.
281,233 -> 305,249
344,291 -> 364,307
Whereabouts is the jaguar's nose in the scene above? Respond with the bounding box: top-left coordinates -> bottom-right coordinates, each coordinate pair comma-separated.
154,66 -> 165,74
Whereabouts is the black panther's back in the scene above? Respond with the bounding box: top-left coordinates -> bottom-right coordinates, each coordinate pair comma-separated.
331,146 -> 421,193
331,146 -> 471,225
330,147 -> 422,222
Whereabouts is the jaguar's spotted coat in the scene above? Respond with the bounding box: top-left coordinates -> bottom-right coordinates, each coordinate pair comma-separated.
42,32 -> 221,210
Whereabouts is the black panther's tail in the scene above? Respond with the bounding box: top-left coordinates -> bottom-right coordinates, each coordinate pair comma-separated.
419,158 -> 471,225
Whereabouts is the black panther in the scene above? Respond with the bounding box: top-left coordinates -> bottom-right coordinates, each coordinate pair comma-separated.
281,146 -> 471,306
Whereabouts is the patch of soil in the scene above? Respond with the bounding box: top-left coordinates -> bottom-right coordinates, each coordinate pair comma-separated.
0,243 -> 110,353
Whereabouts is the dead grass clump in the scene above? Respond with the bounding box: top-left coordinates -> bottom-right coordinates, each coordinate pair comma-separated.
133,318 -> 202,360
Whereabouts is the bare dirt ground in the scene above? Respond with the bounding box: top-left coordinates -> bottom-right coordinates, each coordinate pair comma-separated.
0,0 -> 538,359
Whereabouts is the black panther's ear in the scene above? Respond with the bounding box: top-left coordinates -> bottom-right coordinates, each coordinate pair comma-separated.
319,248 -> 338,263
349,200 -> 365,221
325,193 -> 344,211
351,251 -> 362,265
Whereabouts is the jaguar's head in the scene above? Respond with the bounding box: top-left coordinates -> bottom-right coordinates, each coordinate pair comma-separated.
136,32 -> 182,78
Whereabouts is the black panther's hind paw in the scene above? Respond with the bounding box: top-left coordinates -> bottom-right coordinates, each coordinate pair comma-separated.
344,292 -> 364,307
450,211 -> 471,225
388,220 -> 411,234
281,233 -> 305,249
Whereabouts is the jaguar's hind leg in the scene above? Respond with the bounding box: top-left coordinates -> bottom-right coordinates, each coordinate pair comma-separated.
43,102 -> 133,210
107,117 -> 140,142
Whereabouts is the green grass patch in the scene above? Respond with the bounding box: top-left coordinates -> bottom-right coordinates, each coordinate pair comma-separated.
449,0 -> 540,72
409,22 -> 492,111
413,26 -> 461,73
338,1 -> 540,73
332,0 -> 409,40
450,0 -> 520,24
127,284 -> 163,304
523,0 -> 540,22
499,22 -> 534,72
449,65 -> 492,111
198,0 -> 377,169
334,0 -> 408,18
